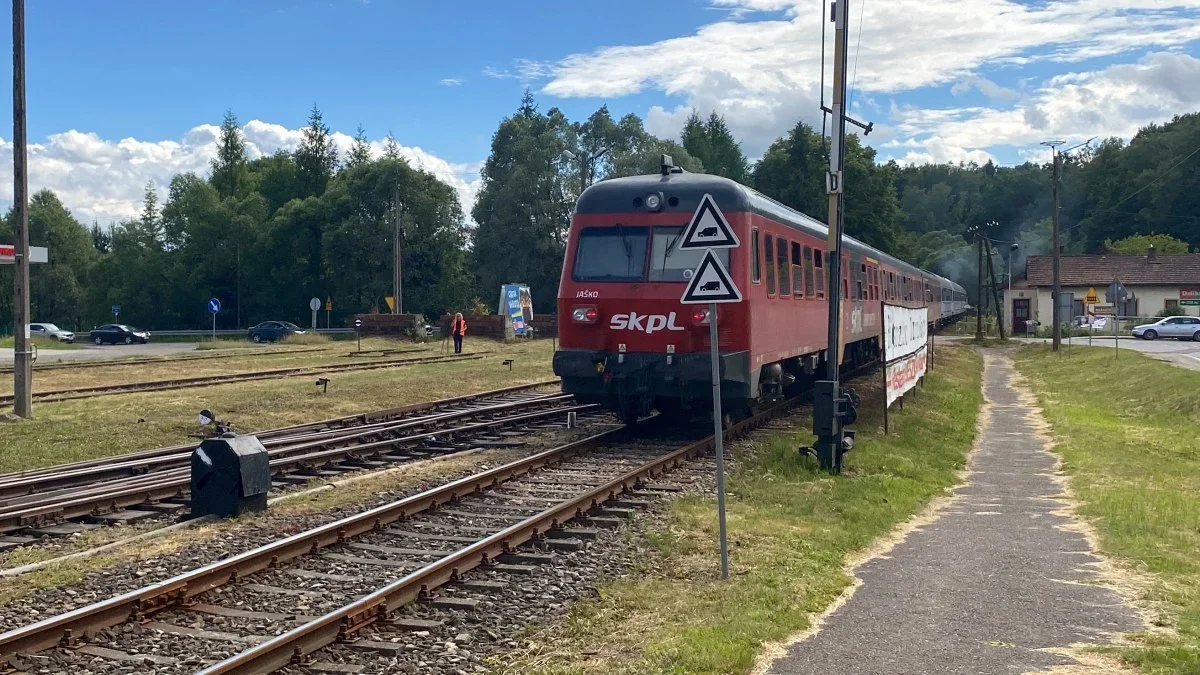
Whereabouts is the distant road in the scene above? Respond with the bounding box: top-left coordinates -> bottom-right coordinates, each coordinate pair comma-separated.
943,334 -> 1200,372
0,342 -> 200,365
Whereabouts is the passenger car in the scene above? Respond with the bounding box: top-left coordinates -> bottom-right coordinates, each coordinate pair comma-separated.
88,324 -> 151,345
1132,316 -> 1200,341
28,323 -> 74,343
248,321 -> 304,343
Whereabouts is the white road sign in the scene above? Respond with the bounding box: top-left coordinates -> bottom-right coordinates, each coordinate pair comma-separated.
678,193 -> 739,250
309,297 -> 321,312
681,249 -> 742,304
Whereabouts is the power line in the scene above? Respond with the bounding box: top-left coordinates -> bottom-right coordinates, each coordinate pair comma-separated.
1066,140 -> 1200,231
847,0 -> 866,113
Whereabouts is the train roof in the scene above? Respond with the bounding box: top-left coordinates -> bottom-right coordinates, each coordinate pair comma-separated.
576,171 -> 966,294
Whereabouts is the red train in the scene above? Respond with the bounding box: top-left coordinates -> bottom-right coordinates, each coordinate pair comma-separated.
553,160 -> 968,423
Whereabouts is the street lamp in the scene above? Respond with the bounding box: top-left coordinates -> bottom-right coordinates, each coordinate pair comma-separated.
562,147 -> 609,192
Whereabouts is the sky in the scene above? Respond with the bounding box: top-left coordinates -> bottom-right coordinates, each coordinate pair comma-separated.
1,0 -> 1199,224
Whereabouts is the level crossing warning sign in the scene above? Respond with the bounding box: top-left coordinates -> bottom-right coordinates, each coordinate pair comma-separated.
677,193 -> 739,250
681,250 -> 742,304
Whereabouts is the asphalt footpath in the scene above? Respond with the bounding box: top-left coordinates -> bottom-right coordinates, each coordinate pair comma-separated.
765,354 -> 1141,675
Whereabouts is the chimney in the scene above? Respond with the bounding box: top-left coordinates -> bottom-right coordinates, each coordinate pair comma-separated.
1148,244 -> 1158,263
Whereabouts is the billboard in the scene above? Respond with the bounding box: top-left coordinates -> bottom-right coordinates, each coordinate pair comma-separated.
499,284 -> 533,335
883,304 -> 929,407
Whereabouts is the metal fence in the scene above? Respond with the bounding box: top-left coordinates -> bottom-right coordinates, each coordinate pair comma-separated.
151,328 -> 356,337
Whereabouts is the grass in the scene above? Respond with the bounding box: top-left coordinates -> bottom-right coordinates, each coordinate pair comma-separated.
1013,345 -> 1200,673
0,336 -> 80,350
495,347 -> 984,675
0,337 -> 556,474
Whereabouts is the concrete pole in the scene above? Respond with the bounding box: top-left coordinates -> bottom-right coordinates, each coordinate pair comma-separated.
11,0 -> 32,418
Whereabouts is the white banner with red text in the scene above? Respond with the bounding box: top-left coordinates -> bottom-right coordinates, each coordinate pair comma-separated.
883,304 -> 929,408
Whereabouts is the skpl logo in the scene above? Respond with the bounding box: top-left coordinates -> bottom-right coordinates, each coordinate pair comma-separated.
609,312 -> 685,334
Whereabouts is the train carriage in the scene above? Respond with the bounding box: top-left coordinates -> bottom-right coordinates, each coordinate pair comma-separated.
553,161 -> 968,423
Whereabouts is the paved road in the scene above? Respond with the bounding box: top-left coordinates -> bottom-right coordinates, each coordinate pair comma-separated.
765,354 -> 1141,675
0,342 -> 200,365
942,334 -> 1200,371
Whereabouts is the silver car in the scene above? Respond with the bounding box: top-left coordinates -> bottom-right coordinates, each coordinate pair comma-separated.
1132,316 -> 1200,341
28,322 -> 75,343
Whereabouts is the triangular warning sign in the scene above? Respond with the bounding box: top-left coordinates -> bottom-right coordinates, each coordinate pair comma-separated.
678,193 -> 739,250
681,250 -> 743,304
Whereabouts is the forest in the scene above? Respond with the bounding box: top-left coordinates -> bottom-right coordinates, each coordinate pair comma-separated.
1,92 -> 1198,332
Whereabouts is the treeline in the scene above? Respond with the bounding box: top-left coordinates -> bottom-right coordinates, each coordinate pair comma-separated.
3,96 -> 1199,331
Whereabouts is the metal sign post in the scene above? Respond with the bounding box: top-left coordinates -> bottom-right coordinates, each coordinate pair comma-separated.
325,297 -> 332,329
354,318 -> 362,352
111,304 -> 121,322
309,297 -> 320,330
678,192 -> 741,581
207,298 -> 221,340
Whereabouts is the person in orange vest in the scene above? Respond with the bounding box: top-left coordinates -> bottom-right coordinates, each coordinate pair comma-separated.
451,313 -> 467,354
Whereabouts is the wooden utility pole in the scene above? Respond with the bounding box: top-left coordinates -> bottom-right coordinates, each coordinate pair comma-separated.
392,187 -> 403,315
984,237 -> 1005,339
976,230 -> 984,341
1051,149 -> 1062,351
11,0 -> 31,418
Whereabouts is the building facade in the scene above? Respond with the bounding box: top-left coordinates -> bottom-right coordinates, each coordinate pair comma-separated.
1002,247 -> 1200,333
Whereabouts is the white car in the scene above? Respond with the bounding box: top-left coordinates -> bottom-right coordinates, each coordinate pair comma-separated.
29,322 -> 75,343
1131,316 -> 1200,341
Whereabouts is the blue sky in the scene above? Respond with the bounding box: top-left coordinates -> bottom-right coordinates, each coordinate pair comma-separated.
2,0 -> 1199,223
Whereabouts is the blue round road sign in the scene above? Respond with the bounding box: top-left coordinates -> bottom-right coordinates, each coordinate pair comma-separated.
208,297 -> 221,314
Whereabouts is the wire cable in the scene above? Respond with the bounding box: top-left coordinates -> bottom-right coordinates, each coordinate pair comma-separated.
819,0 -> 827,140
847,0 -> 867,113
1064,140 -> 1200,232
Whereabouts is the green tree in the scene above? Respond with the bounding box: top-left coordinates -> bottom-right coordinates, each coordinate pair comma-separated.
1104,233 -> 1190,255
471,92 -> 575,312
210,110 -> 249,199
606,113 -> 704,178
681,111 -> 749,182
295,104 -> 340,198
346,125 -> 372,168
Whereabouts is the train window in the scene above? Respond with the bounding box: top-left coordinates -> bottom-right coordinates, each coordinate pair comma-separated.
813,248 -> 825,297
752,229 -> 761,284
648,227 -> 727,282
777,238 -> 790,296
843,258 -> 849,300
888,272 -> 894,300
764,236 -> 776,295
859,263 -> 867,300
571,226 -> 649,282
791,242 -> 803,297
803,246 -> 815,297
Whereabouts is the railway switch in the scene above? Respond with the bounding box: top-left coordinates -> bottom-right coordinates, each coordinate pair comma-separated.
190,434 -> 271,518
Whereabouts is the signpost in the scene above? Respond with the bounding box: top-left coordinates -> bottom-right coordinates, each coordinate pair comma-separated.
207,297 -> 221,340
882,304 -> 929,434
354,317 -> 363,352
309,297 -> 321,330
677,192 -> 741,580
111,304 -> 121,321
1181,289 -> 1199,307
325,297 -> 332,328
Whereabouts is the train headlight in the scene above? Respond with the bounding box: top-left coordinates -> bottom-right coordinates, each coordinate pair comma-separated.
645,192 -> 663,211
571,305 -> 599,324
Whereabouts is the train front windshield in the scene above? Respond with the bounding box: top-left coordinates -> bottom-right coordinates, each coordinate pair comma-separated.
572,226 -> 728,283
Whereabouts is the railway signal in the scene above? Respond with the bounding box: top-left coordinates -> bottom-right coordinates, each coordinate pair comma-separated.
678,195 -> 742,581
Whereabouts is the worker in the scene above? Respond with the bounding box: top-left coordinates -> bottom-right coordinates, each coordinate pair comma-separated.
451,312 -> 467,354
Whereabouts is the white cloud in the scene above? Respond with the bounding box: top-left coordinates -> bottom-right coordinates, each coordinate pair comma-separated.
524,0 -> 1200,157
0,122 -> 481,225
439,78 -> 463,87
890,52 -> 1200,165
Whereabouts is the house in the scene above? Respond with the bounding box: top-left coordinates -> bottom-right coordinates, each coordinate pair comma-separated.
1003,246 -> 1200,333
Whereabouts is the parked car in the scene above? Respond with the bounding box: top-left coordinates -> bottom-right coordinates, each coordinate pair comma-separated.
88,324 -> 151,345
1131,316 -> 1200,341
248,321 -> 304,343
28,322 -> 74,343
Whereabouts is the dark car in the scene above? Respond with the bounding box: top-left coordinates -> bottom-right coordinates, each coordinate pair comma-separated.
248,321 -> 304,343
89,324 -> 151,345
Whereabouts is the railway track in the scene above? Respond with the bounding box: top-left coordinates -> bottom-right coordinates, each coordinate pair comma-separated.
0,352 -> 484,406
0,346 -> 330,375
0,381 -> 610,547
0,392 -> 792,674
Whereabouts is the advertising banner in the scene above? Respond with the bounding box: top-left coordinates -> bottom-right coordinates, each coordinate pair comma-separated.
499,284 -> 533,335
883,304 -> 929,408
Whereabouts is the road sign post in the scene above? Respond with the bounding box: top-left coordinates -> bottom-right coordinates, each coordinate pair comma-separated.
354,317 -> 362,352
309,297 -> 320,330
111,304 -> 121,321
678,192 -> 742,580
207,298 -> 221,341
325,297 -> 332,329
